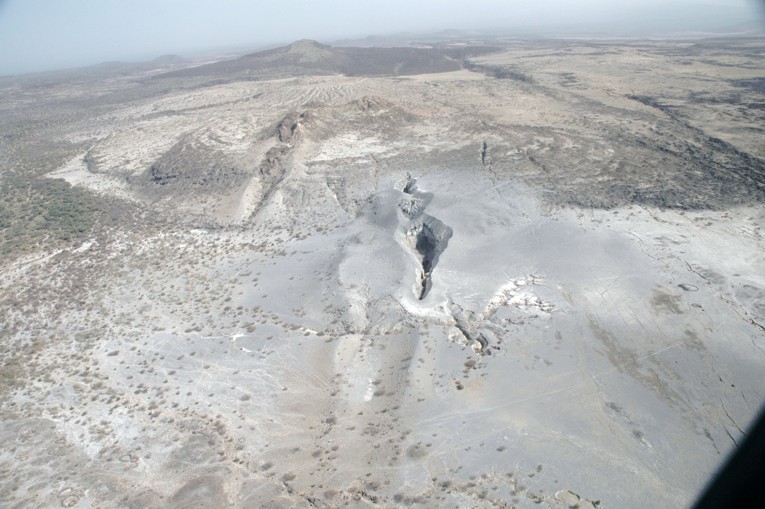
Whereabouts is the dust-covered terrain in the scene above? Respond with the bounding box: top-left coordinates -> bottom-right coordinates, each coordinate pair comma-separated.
1,36 -> 765,508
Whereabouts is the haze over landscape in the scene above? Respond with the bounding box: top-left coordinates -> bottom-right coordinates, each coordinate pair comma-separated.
0,0 -> 763,75
1,1 -> 765,508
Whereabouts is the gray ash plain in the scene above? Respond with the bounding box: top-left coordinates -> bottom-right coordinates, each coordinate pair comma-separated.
1,36 -> 765,508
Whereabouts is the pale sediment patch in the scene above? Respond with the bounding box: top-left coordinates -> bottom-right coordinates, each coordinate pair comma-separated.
48,153 -> 139,203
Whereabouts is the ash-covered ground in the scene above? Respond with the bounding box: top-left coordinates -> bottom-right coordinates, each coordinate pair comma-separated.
1,37 -> 765,508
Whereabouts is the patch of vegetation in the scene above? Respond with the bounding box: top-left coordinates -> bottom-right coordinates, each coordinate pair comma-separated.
0,336 -> 47,412
0,350 -> 25,391
0,175 -> 105,260
463,61 -> 535,83
732,77 -> 765,95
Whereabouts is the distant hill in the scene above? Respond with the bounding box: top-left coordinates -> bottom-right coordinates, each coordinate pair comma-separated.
0,53 -> 193,84
83,54 -> 189,73
722,20 -> 765,36
156,39 -> 497,80
151,54 -> 190,65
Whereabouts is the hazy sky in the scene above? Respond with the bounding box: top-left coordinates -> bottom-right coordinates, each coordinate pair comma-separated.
0,0 -> 762,75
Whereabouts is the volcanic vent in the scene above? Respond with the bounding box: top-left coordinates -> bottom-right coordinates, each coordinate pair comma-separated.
399,176 -> 453,300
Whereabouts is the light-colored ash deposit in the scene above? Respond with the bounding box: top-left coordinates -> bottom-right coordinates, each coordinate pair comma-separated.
1,35 -> 765,508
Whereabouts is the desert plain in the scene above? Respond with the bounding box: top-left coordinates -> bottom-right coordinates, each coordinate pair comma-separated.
1,35 -> 765,508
